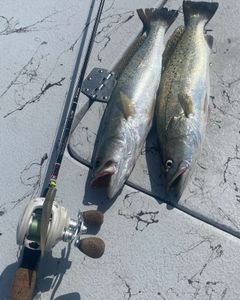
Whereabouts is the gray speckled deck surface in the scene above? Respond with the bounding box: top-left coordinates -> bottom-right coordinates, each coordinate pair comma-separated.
1,0 -> 240,299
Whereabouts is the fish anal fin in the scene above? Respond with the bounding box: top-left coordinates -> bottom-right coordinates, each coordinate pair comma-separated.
205,34 -> 214,49
120,91 -> 135,119
178,93 -> 195,117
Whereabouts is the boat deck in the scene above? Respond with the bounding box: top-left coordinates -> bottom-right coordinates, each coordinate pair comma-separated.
1,1 -> 239,299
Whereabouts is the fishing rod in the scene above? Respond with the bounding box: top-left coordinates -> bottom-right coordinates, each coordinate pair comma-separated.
10,1 -> 106,299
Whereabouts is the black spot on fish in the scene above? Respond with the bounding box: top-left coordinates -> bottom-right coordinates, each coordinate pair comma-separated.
224,48 -> 229,54
0,211 -> 4,216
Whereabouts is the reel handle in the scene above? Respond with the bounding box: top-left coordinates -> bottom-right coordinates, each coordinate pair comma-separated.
77,237 -> 105,258
10,268 -> 36,300
82,210 -> 104,227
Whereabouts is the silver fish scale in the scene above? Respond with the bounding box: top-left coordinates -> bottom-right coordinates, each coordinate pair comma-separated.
92,18 -> 169,198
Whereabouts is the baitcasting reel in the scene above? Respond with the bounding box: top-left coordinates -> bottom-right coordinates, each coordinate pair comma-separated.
17,197 -> 105,258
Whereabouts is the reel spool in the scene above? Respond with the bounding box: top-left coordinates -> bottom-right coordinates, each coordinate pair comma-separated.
17,198 -> 105,258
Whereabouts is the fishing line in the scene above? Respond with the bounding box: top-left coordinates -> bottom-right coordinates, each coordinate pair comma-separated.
41,0 -> 106,196
10,1 -> 106,298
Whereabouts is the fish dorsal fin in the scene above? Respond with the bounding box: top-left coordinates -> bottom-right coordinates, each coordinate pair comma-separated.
178,93 -> 195,117
162,25 -> 185,71
205,34 -> 213,49
120,91 -> 135,120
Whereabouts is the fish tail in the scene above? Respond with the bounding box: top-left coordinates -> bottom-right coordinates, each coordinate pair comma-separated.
137,7 -> 178,31
183,1 -> 219,26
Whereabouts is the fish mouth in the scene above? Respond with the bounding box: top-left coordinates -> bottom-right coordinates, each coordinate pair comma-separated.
167,161 -> 190,194
91,161 -> 116,188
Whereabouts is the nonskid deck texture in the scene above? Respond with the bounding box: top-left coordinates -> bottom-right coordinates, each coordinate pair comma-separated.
0,0 -> 240,299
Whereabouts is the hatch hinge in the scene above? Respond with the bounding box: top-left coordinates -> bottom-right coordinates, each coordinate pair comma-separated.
81,67 -> 117,102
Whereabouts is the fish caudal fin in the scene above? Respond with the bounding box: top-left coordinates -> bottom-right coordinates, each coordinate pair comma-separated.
137,6 -> 178,31
183,1 -> 219,26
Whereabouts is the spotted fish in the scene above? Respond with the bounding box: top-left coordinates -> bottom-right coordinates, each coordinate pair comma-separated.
156,1 -> 218,198
91,6 -> 178,198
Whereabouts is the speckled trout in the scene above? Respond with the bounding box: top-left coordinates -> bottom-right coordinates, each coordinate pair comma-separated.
156,1 -> 218,198
91,6 -> 178,199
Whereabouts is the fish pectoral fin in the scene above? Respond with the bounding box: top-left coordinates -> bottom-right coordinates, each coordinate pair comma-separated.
205,34 -> 214,49
120,91 -> 135,119
178,93 -> 195,118
162,25 -> 185,71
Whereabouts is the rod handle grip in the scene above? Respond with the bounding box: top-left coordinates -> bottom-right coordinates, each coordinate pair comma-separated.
82,210 -> 104,226
77,237 -> 105,258
10,267 -> 36,300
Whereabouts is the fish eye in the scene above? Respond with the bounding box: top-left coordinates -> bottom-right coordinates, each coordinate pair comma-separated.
95,159 -> 101,167
165,159 -> 174,169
